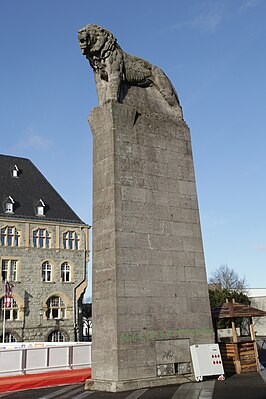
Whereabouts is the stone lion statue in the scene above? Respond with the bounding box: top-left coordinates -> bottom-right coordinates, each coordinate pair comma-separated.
78,24 -> 182,118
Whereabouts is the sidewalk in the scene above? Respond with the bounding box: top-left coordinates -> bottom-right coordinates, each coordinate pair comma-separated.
0,370 -> 265,398
212,371 -> 266,399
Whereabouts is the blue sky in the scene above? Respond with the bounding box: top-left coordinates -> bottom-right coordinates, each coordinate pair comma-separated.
1,1 -> 266,289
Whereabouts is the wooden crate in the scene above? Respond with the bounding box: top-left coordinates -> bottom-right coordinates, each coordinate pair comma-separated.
219,341 -> 259,374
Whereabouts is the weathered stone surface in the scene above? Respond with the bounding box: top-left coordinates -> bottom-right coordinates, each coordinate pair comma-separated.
80,25 -> 213,391
88,99 -> 213,389
0,220 -> 89,342
155,338 -> 190,364
78,25 -> 183,119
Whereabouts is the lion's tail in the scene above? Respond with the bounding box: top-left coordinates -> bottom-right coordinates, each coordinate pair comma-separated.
151,66 -> 181,109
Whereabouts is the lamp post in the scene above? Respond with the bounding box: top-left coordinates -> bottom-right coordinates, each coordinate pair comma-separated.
39,308 -> 43,326
78,306 -> 83,341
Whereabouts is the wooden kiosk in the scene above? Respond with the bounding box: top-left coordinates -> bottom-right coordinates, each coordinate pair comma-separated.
212,301 -> 266,374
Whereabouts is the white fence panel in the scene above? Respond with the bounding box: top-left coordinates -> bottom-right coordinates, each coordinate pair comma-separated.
72,344 -> 91,367
26,348 -> 47,370
0,349 -> 22,373
0,342 -> 91,376
49,346 -> 69,368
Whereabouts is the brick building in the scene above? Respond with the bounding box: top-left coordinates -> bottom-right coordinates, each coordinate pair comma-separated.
0,154 -> 90,342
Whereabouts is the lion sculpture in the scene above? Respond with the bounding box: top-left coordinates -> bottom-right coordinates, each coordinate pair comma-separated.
78,24 -> 182,118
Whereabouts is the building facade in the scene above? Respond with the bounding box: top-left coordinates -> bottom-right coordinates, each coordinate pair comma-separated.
247,288 -> 266,337
0,155 -> 90,342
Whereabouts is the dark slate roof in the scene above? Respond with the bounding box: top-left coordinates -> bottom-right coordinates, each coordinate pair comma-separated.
0,154 -> 85,224
212,302 -> 266,319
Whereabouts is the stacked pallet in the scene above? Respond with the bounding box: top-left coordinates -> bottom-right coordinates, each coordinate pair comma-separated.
219,342 -> 236,374
219,341 -> 259,374
239,341 -> 258,373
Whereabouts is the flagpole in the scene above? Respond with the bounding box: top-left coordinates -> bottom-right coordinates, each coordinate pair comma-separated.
2,281 -> 13,343
2,301 -> 6,343
2,281 -> 6,343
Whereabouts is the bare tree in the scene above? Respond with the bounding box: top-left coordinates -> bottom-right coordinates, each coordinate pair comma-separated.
209,264 -> 247,292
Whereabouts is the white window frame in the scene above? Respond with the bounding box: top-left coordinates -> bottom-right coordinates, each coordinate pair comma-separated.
2,333 -> 17,342
5,203 -> 13,213
63,231 -> 79,250
0,297 -> 19,321
33,229 -> 51,248
42,261 -> 52,282
35,199 -> 45,216
0,226 -> 20,247
48,330 -> 65,342
37,206 -> 44,216
4,196 -> 15,214
12,165 -> 19,178
46,296 -> 66,320
1,259 -> 18,282
61,262 -> 71,282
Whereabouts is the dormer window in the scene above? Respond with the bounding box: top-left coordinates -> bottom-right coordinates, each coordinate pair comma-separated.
37,206 -> 44,216
4,196 -> 15,214
35,199 -> 45,216
11,165 -> 19,178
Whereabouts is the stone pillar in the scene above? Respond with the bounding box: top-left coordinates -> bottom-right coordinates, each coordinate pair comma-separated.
87,84 -> 213,391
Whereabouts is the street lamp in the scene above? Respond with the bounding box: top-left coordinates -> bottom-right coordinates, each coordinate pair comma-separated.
39,309 -> 43,325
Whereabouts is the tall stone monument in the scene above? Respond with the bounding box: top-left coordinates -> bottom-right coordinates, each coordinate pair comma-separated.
78,24 -> 213,391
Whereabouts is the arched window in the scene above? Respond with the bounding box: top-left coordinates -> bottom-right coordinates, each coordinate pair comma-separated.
0,226 -> 20,247
42,261 -> 52,282
61,262 -> 71,282
0,297 -> 19,320
33,229 -> 50,248
63,231 -> 79,250
0,332 -> 17,343
46,296 -> 66,319
48,330 -> 65,342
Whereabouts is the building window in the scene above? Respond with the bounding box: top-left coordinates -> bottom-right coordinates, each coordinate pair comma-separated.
11,165 -> 19,178
42,261 -> 52,282
1,260 -> 17,282
63,231 -> 79,250
61,262 -> 71,282
48,330 -> 66,342
0,333 -> 17,343
48,330 -> 65,342
37,206 -> 44,215
46,296 -> 66,319
0,226 -> 20,247
35,199 -> 46,216
0,297 -> 19,320
33,229 -> 50,248
6,203 -> 13,213
4,196 -> 15,214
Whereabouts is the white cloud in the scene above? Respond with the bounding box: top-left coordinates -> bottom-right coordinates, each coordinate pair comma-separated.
255,245 -> 266,252
240,0 -> 260,9
12,128 -> 53,152
172,10 -> 223,32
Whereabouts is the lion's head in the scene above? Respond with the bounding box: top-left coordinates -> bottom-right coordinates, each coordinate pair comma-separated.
78,24 -> 117,59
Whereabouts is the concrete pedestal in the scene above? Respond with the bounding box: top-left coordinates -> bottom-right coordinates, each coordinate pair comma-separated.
87,85 -> 213,391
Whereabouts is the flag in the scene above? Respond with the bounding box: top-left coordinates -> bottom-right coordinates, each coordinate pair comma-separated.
4,281 -> 13,308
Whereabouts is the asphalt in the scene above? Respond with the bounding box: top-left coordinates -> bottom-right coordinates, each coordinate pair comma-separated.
0,371 -> 265,399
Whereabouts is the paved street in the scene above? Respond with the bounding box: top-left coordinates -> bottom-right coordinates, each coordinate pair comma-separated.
0,372 -> 265,399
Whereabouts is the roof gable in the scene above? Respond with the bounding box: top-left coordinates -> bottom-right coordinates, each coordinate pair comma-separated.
0,154 -> 85,224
